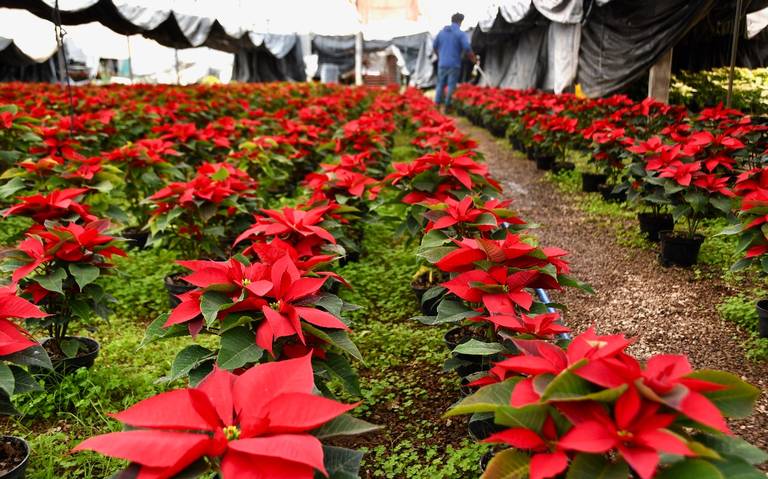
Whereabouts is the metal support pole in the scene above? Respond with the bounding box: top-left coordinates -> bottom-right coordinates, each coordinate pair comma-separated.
354,32 -> 363,86
126,35 -> 134,84
727,0 -> 745,108
174,49 -> 181,85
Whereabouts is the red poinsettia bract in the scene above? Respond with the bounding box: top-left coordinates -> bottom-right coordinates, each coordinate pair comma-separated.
74,354 -> 357,478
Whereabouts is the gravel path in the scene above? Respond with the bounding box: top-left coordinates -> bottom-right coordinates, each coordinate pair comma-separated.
455,118 -> 768,450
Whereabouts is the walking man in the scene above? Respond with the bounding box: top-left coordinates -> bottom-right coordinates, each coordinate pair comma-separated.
433,13 -> 477,112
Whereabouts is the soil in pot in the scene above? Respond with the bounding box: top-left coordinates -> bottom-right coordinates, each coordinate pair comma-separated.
165,273 -> 195,308
41,336 -> 100,374
581,173 -> 608,192
659,231 -> 704,267
0,436 -> 29,479
535,155 -> 555,171
598,184 -> 626,203
637,213 -> 674,242
121,227 -> 149,249
443,325 -> 489,351
756,300 -> 768,338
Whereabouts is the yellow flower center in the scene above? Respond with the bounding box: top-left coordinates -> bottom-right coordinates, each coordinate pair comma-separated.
223,425 -> 241,441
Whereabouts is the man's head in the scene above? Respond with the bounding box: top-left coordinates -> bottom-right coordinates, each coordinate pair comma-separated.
451,13 -> 464,25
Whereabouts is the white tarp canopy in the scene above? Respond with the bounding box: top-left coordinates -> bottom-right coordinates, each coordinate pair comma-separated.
0,8 -> 58,62
0,8 -> 233,82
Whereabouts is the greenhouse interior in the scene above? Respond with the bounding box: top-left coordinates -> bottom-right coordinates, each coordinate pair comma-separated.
1,0 -> 768,478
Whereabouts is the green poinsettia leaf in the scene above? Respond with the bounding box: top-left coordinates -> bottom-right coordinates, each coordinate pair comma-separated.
445,378 -> 520,417
480,449 -> 530,479
685,370 -> 760,418
565,453 -> 630,479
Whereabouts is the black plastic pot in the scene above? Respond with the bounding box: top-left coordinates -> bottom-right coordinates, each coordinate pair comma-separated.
535,155 -> 555,171
479,452 -> 494,472
454,357 -> 493,378
443,326 -> 473,351
338,250 -> 361,268
468,414 -> 505,441
638,213 -> 674,242
165,273 -> 195,308
659,231 -> 704,267
581,173 -> 608,192
122,227 -> 149,249
756,300 -> 768,339
459,371 -> 488,397
40,336 -> 100,374
0,436 -> 29,479
489,123 -> 507,138
598,184 -> 626,203
552,161 -> 575,173
411,282 -> 442,316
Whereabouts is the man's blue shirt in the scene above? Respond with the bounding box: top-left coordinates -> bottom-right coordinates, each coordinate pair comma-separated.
433,23 -> 470,69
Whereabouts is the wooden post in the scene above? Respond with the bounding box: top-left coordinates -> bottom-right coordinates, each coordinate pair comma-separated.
354,32 -> 363,86
648,49 -> 673,103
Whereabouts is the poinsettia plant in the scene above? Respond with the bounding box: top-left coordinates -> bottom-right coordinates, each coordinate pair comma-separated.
147,162 -> 259,259
582,119 -> 633,178
0,103 -> 42,170
447,328 -> 765,479
0,283 -> 52,415
231,134 -> 299,194
723,167 -> 768,272
631,140 -> 735,239
74,354 -> 378,478
1,219 -> 125,360
105,138 -> 184,226
384,150 -> 502,236
414,229 -> 590,372
234,203 -> 346,260
143,248 -> 362,395
420,196 -> 525,237
2,187 -> 96,225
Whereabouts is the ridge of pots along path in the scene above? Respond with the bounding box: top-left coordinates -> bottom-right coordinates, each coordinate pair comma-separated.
0,82 -> 764,479
453,112 -> 768,456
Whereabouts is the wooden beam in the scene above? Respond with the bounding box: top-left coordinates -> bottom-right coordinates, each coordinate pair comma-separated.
648,49 -> 673,104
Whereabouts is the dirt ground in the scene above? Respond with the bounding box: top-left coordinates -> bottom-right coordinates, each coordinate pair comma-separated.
455,118 -> 768,451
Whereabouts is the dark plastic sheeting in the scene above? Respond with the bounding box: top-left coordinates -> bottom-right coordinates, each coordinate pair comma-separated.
0,0 -> 270,52
0,0 -> 308,82
232,40 -> 306,83
578,0 -> 768,97
0,37 -> 59,81
311,33 -> 435,88
578,0 -> 717,97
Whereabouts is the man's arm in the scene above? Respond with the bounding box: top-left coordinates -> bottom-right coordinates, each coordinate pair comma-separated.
433,33 -> 441,61
461,32 -> 477,64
